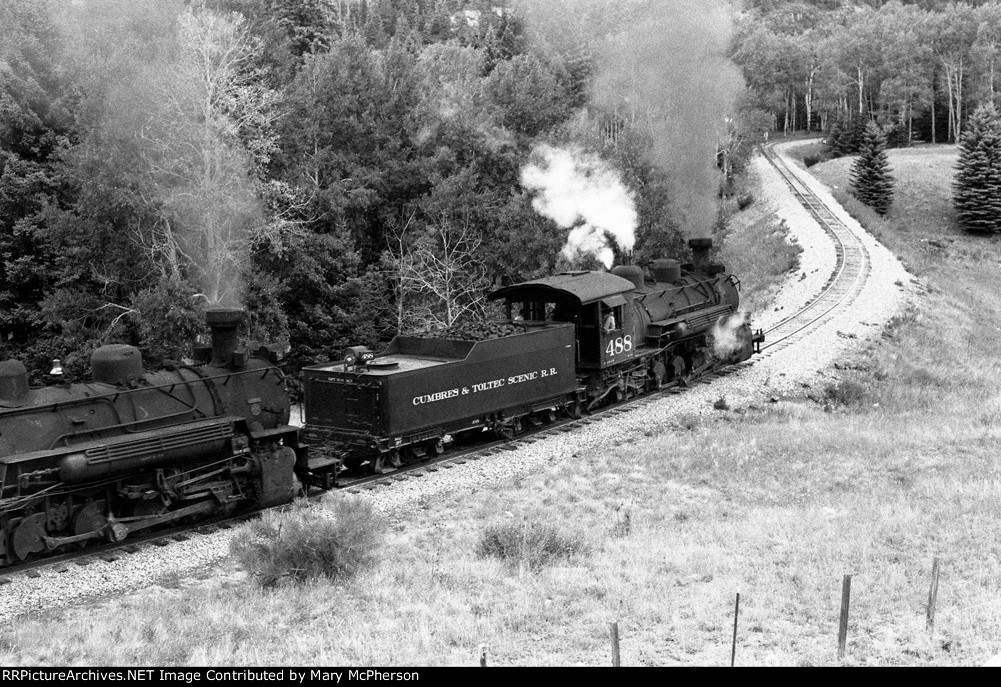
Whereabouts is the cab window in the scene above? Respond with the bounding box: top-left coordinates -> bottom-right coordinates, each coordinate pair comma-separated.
601,305 -> 622,332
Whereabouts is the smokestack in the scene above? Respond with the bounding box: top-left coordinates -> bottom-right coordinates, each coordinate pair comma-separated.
689,238 -> 712,273
205,308 -> 244,368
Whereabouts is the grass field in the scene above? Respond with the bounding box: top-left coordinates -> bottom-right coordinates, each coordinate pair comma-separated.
2,144 -> 1000,666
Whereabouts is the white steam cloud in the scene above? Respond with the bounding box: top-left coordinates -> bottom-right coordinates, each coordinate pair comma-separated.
710,310 -> 750,361
520,144 -> 636,268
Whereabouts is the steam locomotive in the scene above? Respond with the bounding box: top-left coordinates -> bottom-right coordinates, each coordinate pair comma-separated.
300,238 -> 763,474
0,238 -> 762,567
0,308 -> 304,566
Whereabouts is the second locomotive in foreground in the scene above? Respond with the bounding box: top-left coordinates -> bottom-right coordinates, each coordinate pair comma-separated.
300,238 -> 764,476
0,308 -> 302,566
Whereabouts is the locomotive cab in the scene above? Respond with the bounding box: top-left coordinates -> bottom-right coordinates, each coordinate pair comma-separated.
490,271 -> 638,371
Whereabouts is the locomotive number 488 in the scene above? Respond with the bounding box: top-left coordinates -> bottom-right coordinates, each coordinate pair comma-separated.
605,335 -> 633,356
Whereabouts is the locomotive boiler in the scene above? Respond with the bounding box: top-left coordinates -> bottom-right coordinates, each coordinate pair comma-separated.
302,238 -> 763,475
0,308 -> 303,566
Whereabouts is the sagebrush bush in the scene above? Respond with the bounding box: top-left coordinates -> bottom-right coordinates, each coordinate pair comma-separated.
824,377 -> 868,408
476,520 -> 589,571
230,495 -> 384,587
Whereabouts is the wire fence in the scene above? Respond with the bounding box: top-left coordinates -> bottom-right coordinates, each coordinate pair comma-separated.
471,554 -> 1001,667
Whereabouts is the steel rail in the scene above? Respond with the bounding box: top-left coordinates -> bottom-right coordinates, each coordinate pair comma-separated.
756,143 -> 872,353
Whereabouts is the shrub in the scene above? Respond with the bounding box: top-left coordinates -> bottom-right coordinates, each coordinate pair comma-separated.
823,377 -> 868,408
476,519 -> 589,571
230,495 -> 384,587
882,305 -> 919,341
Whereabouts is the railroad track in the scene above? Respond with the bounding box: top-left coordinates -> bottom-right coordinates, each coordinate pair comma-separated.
0,144 -> 867,585
757,142 -> 871,354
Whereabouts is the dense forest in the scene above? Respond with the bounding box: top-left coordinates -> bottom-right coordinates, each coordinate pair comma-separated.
735,0 -> 1001,145
1,0 -> 996,381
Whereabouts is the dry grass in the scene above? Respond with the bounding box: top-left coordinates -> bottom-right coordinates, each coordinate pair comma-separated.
2,145 -> 1000,666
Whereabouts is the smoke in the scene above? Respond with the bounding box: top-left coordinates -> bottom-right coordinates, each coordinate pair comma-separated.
593,0 -> 743,237
710,310 -> 750,361
517,0 -> 744,239
54,0 -> 267,307
520,144 -> 637,269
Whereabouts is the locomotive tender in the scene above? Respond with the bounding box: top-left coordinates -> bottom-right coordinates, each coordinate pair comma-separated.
0,308 -> 303,566
301,238 -> 763,475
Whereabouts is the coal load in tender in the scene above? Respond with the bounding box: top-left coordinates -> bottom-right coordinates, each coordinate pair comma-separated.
426,320 -> 521,341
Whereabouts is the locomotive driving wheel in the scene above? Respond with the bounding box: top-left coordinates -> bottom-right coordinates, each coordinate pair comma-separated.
11,513 -> 47,560
73,502 -> 108,539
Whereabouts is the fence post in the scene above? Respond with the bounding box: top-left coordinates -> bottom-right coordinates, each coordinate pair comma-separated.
731,591 -> 741,667
927,557 -> 941,634
837,574 -> 852,660
610,620 -> 621,667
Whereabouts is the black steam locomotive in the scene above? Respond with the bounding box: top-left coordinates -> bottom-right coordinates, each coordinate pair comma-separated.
300,238 -> 763,474
0,308 -> 303,566
0,238 -> 762,567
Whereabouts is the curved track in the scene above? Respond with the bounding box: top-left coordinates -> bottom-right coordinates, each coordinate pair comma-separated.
757,143 -> 871,353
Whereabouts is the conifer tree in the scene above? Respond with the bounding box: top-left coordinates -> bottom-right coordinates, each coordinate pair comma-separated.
849,121 -> 894,216
825,120 -> 846,157
953,104 -> 1001,234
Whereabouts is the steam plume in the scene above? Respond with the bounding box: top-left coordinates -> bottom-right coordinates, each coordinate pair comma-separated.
710,310 -> 750,361
517,0 -> 744,238
520,144 -> 636,268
